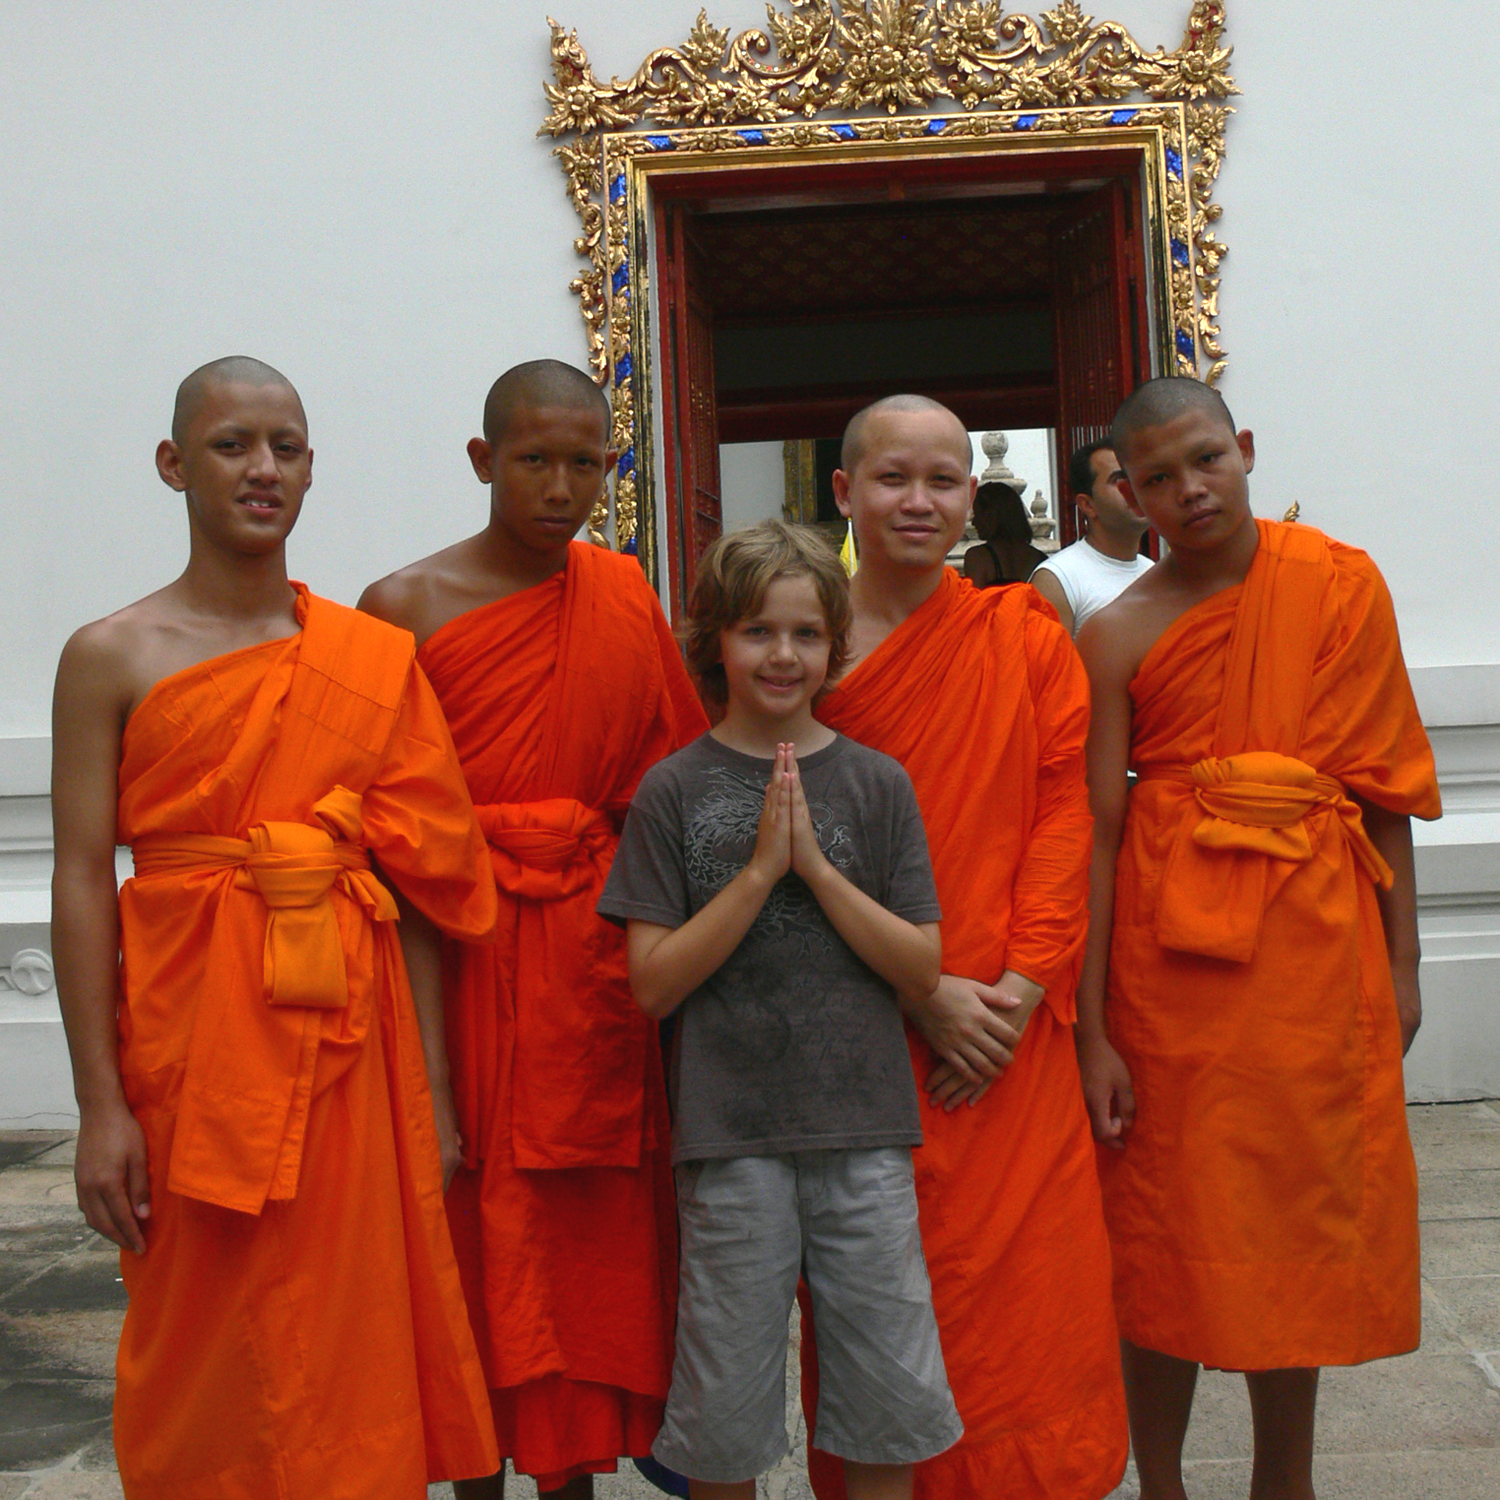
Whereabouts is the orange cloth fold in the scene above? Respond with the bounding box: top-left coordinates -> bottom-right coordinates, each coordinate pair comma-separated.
804,570 -> 1127,1500
111,587 -> 499,1499
1139,751 -> 1393,961
1100,521 -> 1441,1370
418,542 -> 706,1483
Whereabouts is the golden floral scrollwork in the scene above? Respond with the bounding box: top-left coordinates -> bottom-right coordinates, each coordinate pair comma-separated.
541,2 -> 1238,548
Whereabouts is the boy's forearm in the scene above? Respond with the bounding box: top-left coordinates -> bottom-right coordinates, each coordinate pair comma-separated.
630,863 -> 776,1019
801,858 -> 941,997
1075,835 -> 1120,1041
51,862 -> 129,1110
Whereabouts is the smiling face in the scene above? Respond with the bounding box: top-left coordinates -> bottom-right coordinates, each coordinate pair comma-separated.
718,573 -> 833,730
1116,408 -> 1256,553
469,402 -> 614,561
833,408 -> 976,573
156,379 -> 312,556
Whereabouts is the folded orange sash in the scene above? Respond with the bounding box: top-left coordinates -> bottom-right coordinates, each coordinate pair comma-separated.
1139,752 -> 1392,962
476,797 -> 613,902
130,786 -> 399,1212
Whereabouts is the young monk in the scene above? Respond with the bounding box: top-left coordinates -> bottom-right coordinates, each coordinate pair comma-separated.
50,357 -> 501,1499
1076,377 -> 1440,1500
797,394 -> 1127,1500
359,359 -> 707,1499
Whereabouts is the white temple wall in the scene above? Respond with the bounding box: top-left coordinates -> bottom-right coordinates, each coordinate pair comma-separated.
2,0 -> 1497,1121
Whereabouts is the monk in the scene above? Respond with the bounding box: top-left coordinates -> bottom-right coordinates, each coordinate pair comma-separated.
1076,377 -> 1440,1500
50,357 -> 501,1499
359,359 -> 707,1499
796,394 -> 1127,1500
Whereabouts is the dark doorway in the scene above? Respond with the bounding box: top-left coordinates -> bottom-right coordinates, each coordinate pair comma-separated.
653,149 -> 1155,621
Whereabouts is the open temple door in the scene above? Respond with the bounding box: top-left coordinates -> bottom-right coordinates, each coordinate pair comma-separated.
658,202 -> 723,622
1050,180 -> 1153,548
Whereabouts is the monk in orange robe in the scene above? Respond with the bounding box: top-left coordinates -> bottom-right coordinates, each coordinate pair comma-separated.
1076,377 -> 1440,1500
360,359 -> 706,1499
794,395 -> 1127,1500
50,358 -> 500,1499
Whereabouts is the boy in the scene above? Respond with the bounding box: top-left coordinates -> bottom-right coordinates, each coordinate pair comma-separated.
1076,377 -> 1440,1500
598,521 -> 962,1500
50,356 -> 500,1498
804,395 -> 1126,1500
359,359 -> 706,1498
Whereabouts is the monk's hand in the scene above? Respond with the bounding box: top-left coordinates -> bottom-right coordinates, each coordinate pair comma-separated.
924,1061 -> 995,1113
75,1095 -> 151,1255
429,1078 -> 463,1192
785,749 -> 827,882
1075,1027 -> 1136,1150
906,974 -> 1023,1091
749,745 -> 793,884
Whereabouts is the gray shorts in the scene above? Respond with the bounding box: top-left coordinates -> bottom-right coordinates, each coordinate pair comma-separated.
652,1147 -> 963,1484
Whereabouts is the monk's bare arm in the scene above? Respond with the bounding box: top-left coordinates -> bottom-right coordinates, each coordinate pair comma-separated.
51,628 -> 151,1253
388,888 -> 463,1187
1074,615 -> 1138,1147
1357,799 -> 1423,1054
1030,567 -> 1075,635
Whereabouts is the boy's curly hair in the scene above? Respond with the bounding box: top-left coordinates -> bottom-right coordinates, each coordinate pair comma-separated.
685,520 -> 852,710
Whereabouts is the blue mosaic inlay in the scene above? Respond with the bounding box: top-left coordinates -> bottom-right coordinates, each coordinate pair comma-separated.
617,446 -> 635,477
623,535 -> 638,556
1176,328 -> 1196,361
609,174 -> 627,203
1171,237 -> 1191,267
926,118 -> 947,135
645,135 -> 675,151
1015,113 -> 1039,131
1110,108 -> 1138,125
831,124 -> 856,140
738,129 -> 766,145
611,263 -> 629,294
1165,145 -> 1183,179
614,353 -> 633,386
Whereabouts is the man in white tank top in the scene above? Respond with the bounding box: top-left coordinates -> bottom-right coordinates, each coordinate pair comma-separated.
1032,441 -> 1154,636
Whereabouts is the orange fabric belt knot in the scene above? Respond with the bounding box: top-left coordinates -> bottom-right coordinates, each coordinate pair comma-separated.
132,785 -> 398,1010
1137,752 -> 1392,888
474,798 -> 614,901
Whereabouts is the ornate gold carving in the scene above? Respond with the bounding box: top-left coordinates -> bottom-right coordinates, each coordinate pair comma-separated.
542,3 -> 1238,552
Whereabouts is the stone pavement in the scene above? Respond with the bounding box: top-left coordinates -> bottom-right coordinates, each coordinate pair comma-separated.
3,1103 -> 1497,1499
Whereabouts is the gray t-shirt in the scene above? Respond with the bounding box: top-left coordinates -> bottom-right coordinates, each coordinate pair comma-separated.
598,732 -> 941,1163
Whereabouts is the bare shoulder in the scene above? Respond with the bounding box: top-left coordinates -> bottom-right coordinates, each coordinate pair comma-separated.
1076,582 -> 1164,689
358,537 -> 485,643
55,593 -> 175,719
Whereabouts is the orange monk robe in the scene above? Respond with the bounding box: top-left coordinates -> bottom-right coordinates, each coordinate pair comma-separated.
1100,519 -> 1441,1370
417,540 -> 708,1490
803,568 -> 1128,1500
112,586 -> 500,1500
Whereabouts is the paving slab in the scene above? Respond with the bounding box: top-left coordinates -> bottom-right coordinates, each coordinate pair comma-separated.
0,1139 -> 71,1174
1420,1166 -> 1500,1221
1427,1274 -> 1500,1351
16,1473 -> 123,1499
1423,1216 -> 1500,1278
0,1378 -> 113,1471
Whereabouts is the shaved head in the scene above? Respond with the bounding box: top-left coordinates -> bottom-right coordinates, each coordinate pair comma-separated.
1111,377 -> 1237,462
483,359 -> 610,445
840,394 -> 969,474
172,356 -> 301,444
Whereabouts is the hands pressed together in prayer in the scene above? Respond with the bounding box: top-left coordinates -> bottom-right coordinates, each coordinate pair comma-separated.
747,742 -> 828,887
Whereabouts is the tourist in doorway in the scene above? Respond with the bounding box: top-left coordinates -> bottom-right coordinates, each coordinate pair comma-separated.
1031,440 -> 1153,636
961,480 -> 1047,586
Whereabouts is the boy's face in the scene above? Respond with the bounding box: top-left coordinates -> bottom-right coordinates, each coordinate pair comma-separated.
833,410 -> 976,572
719,574 -> 832,725
468,402 -> 616,557
1117,408 -> 1255,553
156,379 -> 312,555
